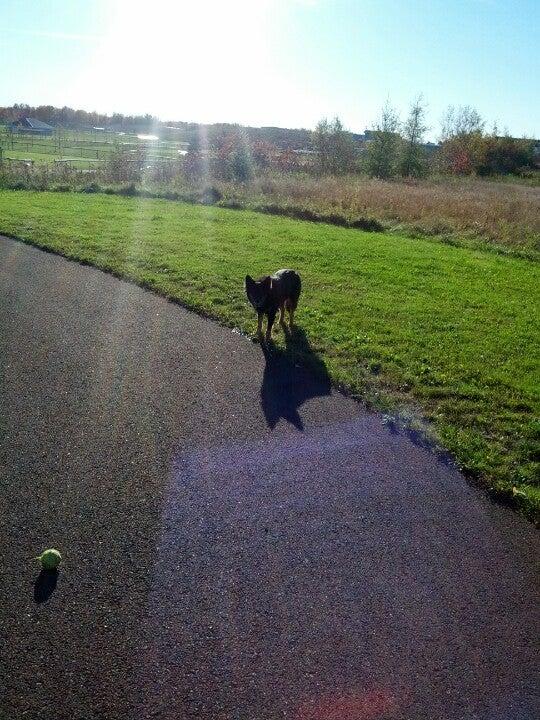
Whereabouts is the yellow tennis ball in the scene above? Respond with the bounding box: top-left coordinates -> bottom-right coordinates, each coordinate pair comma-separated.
37,548 -> 62,571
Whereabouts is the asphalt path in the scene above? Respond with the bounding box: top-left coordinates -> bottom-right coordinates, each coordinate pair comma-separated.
0,235 -> 538,720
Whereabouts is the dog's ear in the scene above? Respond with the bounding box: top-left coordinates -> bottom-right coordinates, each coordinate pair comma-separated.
262,276 -> 272,289
245,275 -> 254,288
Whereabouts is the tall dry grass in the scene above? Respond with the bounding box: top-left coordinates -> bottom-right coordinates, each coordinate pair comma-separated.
224,173 -> 540,253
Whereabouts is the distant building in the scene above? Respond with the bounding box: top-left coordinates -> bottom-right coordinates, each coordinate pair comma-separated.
10,117 -> 54,136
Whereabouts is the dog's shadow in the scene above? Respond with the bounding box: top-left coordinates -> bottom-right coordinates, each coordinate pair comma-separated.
34,569 -> 58,603
260,326 -> 331,430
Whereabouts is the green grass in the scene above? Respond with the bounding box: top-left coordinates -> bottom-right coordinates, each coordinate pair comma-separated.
0,127 -> 185,165
0,149 -> 101,167
1,189 -> 538,520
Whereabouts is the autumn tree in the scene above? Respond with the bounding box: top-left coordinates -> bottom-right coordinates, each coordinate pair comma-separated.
439,105 -> 485,174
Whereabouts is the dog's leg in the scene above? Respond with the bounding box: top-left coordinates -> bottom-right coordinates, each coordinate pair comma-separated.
289,306 -> 295,327
279,302 -> 287,329
265,309 -> 276,343
257,313 -> 263,339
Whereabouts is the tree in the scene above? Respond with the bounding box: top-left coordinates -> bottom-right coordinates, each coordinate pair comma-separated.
213,132 -> 254,182
440,105 -> 484,141
476,133 -> 535,175
312,116 -> 357,175
438,105 -> 485,174
399,95 -> 429,177
438,105 -> 534,175
250,140 -> 277,169
366,101 -> 401,179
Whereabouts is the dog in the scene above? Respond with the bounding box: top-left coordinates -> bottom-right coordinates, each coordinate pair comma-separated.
245,269 -> 301,342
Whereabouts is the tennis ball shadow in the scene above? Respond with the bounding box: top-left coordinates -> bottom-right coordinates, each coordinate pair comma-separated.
34,569 -> 58,603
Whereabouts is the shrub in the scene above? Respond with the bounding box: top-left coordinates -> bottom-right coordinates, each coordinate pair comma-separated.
104,146 -> 143,183
231,145 -> 254,183
183,151 -> 204,181
81,182 -> 102,193
117,183 -> 138,196
350,217 -> 385,232
211,133 -> 254,183
200,186 -> 222,205
251,140 -> 276,169
476,136 -> 535,176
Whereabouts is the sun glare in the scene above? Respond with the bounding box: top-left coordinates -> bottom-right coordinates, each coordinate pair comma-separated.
76,0 -> 280,123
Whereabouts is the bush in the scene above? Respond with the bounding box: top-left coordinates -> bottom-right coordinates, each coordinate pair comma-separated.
251,140 -> 276,169
350,217 -> 385,232
183,151 -> 204,181
81,181 -> 102,193
117,182 -> 138,197
440,126 -> 535,177
104,146 -> 143,183
231,145 -> 254,183
200,186 -> 222,205
476,136 -> 535,176
211,133 -> 254,183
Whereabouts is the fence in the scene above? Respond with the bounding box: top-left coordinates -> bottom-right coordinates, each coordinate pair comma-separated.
0,155 -> 184,173
0,132 -> 183,162
1,139 -> 111,160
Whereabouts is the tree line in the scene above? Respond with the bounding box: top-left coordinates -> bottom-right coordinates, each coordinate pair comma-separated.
1,100 -> 537,179
0,104 -> 313,149
0,104 -> 160,130
312,97 -> 537,178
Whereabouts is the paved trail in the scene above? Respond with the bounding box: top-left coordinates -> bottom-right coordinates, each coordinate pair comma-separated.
0,236 -> 538,720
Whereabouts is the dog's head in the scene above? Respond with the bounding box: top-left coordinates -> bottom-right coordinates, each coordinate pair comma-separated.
245,275 -> 271,311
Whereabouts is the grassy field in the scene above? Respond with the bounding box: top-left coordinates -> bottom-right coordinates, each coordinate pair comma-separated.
0,149 -> 101,168
0,126 -> 186,166
0,189 -> 538,519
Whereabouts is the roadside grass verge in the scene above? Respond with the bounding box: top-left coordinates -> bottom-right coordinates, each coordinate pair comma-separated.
1,189 -> 538,521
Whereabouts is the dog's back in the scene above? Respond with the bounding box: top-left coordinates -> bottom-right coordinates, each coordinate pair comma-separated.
270,269 -> 301,310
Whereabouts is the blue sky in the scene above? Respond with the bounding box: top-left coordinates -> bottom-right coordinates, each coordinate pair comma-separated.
1,0 -> 538,138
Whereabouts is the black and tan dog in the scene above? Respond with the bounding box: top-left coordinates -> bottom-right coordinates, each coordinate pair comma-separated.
245,269 -> 301,342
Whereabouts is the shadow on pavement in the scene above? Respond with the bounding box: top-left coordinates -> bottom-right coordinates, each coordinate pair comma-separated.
260,326 -> 331,430
34,570 -> 58,603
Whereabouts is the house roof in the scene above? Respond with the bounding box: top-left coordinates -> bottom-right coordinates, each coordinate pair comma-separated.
12,117 -> 55,130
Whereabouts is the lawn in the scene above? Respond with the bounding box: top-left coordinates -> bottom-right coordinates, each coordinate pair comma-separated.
0,149 -> 102,168
0,189 -> 538,519
0,127 -> 186,165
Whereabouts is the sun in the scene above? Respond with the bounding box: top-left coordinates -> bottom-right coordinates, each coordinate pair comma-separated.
76,0 -> 277,122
